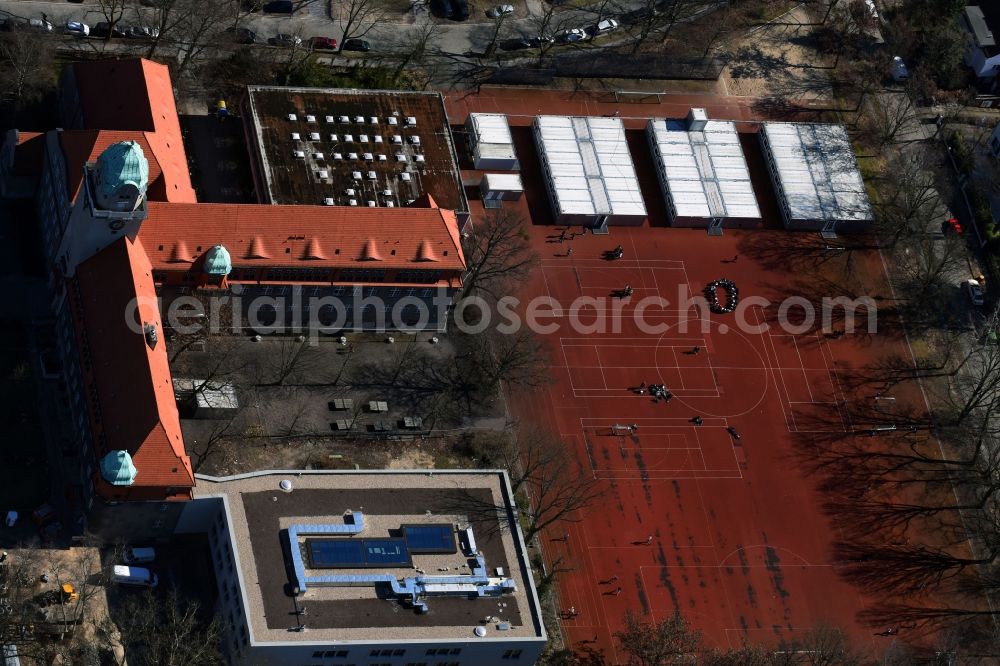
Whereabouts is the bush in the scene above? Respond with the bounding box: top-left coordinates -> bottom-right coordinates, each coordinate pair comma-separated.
948,131 -> 974,175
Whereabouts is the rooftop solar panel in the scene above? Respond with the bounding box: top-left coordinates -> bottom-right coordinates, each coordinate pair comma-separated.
306,538 -> 412,569
402,524 -> 457,554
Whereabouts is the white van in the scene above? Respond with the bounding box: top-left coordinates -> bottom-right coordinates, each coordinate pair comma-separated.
122,547 -> 156,564
111,565 -> 158,588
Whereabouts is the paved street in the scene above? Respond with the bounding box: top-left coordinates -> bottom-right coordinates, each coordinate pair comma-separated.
0,0 -> 579,59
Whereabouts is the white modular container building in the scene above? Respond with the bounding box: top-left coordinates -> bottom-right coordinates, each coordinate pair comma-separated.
759,122 -> 873,233
532,115 -> 646,227
467,113 -> 519,170
646,115 -> 760,230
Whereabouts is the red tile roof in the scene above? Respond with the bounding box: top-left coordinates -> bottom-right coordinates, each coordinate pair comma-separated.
138,200 -> 467,275
69,59 -> 196,202
11,131 -> 44,177
59,130 -> 164,202
74,236 -> 193,498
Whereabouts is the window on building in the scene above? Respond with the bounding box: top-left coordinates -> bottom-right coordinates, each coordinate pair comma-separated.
502,651 -> 523,660
449,650 -> 461,656
315,652 -> 326,658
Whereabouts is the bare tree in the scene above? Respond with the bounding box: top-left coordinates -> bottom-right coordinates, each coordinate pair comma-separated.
0,29 -> 56,109
337,0 -> 388,53
96,0 -> 131,41
106,589 -> 223,666
393,21 -> 441,83
461,208 -> 538,300
872,160 -> 948,247
174,0 -> 232,76
614,610 -> 703,666
865,93 -> 916,148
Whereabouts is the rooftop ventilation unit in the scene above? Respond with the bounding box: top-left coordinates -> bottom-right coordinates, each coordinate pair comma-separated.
370,116 -> 379,124
361,135 -> 371,143
344,134 -> 354,142
290,132 -> 300,140
349,199 -> 358,206
318,170 -> 329,178
368,200 -> 377,207
313,152 -> 324,160
333,152 -> 343,160
325,115 -> 335,123
406,116 -> 417,126
374,135 -> 383,144
339,115 -> 350,123
306,115 -> 316,122
364,152 -> 374,160
401,173 -> 411,181
396,154 -> 406,162
287,113 -> 297,121
410,136 -> 421,145
686,107 -> 708,131
309,132 -> 321,141
348,152 -> 359,160
143,322 -> 158,348
355,115 -> 365,123
329,134 -> 338,142
382,188 -> 393,196
392,135 -> 403,144
345,188 -> 356,196
352,171 -> 362,180
388,117 -> 398,125
386,201 -> 395,207
324,197 -> 335,205
367,171 -> 377,180
378,154 -> 387,161
293,150 -> 305,158
415,154 -> 425,163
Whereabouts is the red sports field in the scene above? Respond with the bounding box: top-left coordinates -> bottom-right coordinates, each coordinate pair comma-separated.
445,87 -> 957,659
507,226 -> 926,658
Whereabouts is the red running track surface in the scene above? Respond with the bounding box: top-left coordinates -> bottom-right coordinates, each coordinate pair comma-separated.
506,225 -> 927,660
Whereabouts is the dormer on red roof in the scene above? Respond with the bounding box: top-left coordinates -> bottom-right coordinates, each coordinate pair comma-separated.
168,240 -> 194,263
303,238 -> 325,260
246,236 -> 270,259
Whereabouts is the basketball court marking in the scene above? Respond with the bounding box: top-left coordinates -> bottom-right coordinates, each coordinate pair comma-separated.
579,419 -> 743,480
559,337 -> 721,398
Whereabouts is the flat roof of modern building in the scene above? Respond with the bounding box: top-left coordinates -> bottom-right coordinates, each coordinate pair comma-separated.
760,122 -> 873,223
468,113 -> 516,162
533,115 -> 646,218
194,471 -> 544,644
647,119 -> 760,219
244,86 -> 468,212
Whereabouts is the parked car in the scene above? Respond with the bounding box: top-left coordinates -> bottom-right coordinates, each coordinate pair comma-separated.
500,37 -> 532,50
28,18 -> 53,32
965,279 -> 985,306
342,38 -> 370,52
32,504 -> 57,526
486,4 -> 514,17
310,36 -> 338,50
430,0 -> 454,18
92,22 -> 126,38
231,27 -> 258,44
621,6 -> 656,24
125,25 -> 160,39
586,18 -> 618,36
556,27 -> 586,43
270,33 -> 302,47
263,0 -> 293,12
889,55 -> 909,82
122,546 -> 156,564
451,0 -> 470,20
64,21 -> 90,37
111,565 -> 158,588
526,35 -> 553,47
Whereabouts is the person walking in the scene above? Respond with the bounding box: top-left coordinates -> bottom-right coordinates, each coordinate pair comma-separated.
614,587 -> 622,595
567,247 -> 574,257
645,535 -> 653,544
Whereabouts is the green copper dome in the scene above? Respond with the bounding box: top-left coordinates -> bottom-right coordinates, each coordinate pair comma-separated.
100,450 -> 137,486
95,141 -> 149,199
204,245 -> 232,275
